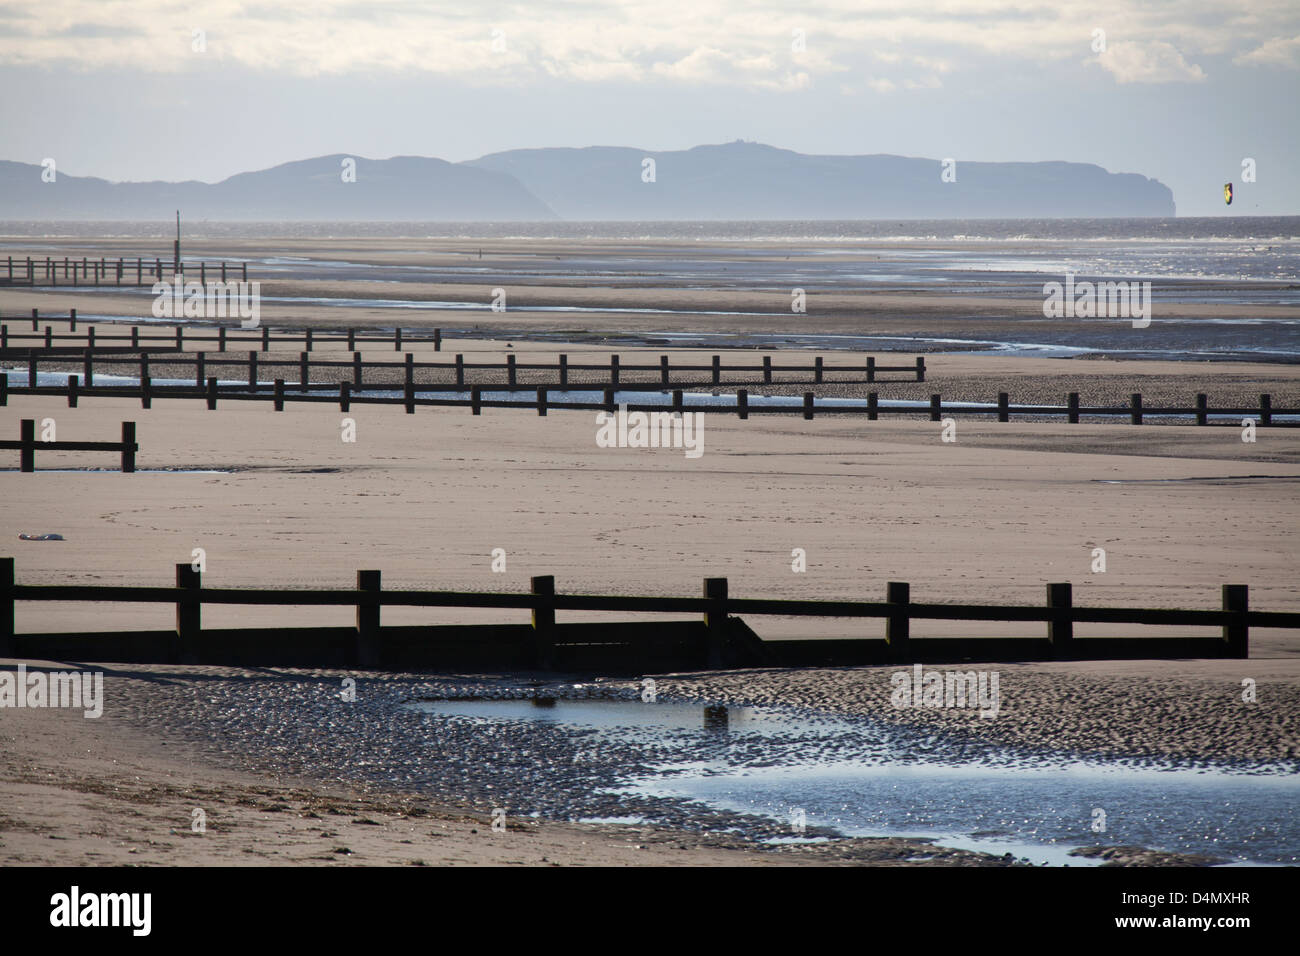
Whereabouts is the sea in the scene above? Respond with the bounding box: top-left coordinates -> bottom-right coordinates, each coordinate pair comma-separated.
3,217 -> 1298,361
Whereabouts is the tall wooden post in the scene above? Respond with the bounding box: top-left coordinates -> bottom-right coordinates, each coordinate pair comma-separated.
1047,582 -> 1074,659
356,570 -> 382,668
0,556 -> 14,656
532,575 -> 555,670
176,563 -> 201,664
886,581 -> 910,663
1223,585 -> 1249,659
121,422 -> 136,472
704,577 -> 728,668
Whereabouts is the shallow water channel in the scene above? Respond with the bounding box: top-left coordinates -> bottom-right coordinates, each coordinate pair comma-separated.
409,696 -> 1299,866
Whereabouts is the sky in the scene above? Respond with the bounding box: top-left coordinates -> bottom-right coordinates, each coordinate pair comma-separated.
2,1 -> 1298,216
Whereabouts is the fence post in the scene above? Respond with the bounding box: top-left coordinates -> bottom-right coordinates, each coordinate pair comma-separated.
274,379 -> 284,411
176,326 -> 183,350
1195,394 -> 1207,426
507,353 -> 516,386
28,354 -> 36,387
866,356 -> 875,383
1223,585 -> 1248,659
121,422 -> 136,472
815,356 -> 823,384
404,354 -> 415,414
1260,394 -> 1272,426
867,392 -> 878,421
803,392 -> 814,420
69,308 -> 76,331
353,351 -> 362,387
558,354 -> 567,386
472,386 -> 482,415
131,326 -> 139,348
886,581 -> 910,663
67,374 -> 78,408
31,308 -> 38,331
929,394 -> 941,422
394,327 -> 402,351
84,348 -> 94,387
712,355 -> 721,385
763,355 -> 772,384
249,350 -> 258,389
218,326 -> 227,352
998,392 -> 1009,423
262,325 -> 269,351
610,354 -> 619,386
197,352 -> 205,388
537,387 -> 548,416
456,353 -> 465,386
738,388 -> 748,420
176,563 -> 201,664
305,328 -> 313,352
20,419 -> 34,472
662,355 -> 671,385
1047,582 -> 1074,659
916,356 -> 926,382
207,377 -> 218,410
44,326 -> 52,348
340,382 -> 350,412
347,328 -> 355,351
532,575 -> 555,669
141,374 -> 151,409
87,326 -> 94,349
673,389 -> 683,414
1130,393 -> 1143,425
704,577 -> 728,668
0,375 -> 6,406
0,556 -> 13,656
434,328 -> 441,352
1067,392 -> 1080,424
603,388 -> 615,412
356,570 -> 382,668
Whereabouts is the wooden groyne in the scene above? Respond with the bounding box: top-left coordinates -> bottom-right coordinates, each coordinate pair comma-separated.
3,562 -> 1288,671
1,257 -> 246,288
0,419 -> 137,472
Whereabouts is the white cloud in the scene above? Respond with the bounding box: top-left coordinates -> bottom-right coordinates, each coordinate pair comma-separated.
1234,34 -> 1300,69
1089,40 -> 1207,84
0,0 -> 1293,91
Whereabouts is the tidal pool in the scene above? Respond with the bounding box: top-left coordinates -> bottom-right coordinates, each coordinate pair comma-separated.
410,697 -> 1299,866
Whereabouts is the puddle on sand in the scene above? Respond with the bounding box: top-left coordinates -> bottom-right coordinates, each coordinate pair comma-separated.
410,697 -> 1300,866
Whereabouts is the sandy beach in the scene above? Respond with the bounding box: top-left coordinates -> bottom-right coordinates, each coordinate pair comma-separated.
2,235 -> 1298,867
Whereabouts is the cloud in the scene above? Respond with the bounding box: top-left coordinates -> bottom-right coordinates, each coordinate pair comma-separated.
0,0 -> 1293,92
1234,34 -> 1300,69
1090,40 -> 1207,84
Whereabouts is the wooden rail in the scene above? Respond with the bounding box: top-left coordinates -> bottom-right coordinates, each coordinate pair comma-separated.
1,370 -> 1292,426
0,419 -> 137,472
1,561 -> 1288,669
1,257 -> 246,287
2,313 -> 924,382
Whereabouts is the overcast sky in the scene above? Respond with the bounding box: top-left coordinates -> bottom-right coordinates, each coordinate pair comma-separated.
3,1 -> 1297,216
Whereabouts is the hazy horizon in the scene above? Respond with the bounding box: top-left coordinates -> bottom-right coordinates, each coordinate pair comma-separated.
3,1 -> 1298,217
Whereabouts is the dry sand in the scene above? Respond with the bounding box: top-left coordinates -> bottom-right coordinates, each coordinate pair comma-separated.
2,236 -> 1296,866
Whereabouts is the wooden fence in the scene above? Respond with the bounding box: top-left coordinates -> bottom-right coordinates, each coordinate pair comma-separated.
0,419 -> 137,472
3,561 -> 1292,670
1,368 -> 1291,425
1,257 -> 246,288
